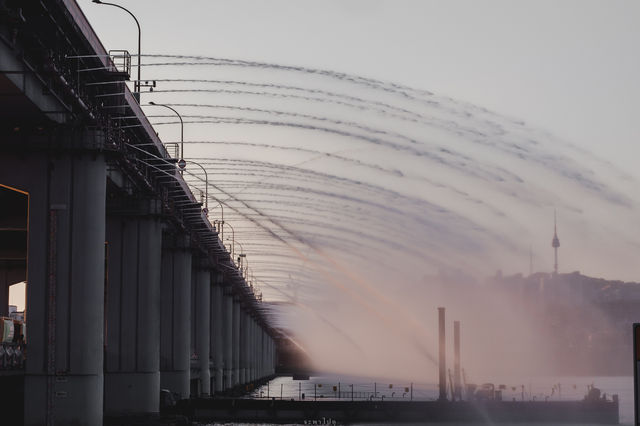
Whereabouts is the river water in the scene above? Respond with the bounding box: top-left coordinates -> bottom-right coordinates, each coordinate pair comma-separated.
201,374 -> 633,425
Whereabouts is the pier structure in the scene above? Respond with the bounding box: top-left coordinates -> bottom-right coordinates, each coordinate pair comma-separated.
0,2 -> 276,424
552,211 -> 560,275
438,307 -> 446,401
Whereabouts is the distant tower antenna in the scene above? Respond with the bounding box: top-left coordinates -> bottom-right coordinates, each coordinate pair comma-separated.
529,244 -> 533,276
551,210 -> 560,275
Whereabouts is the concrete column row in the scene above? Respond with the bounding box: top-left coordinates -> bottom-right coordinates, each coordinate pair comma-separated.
2,151 -> 277,424
104,212 -> 162,414
103,236 -> 278,410
159,237 -> 192,399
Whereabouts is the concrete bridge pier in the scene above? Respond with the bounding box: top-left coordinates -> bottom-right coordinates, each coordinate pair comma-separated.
232,296 -> 241,386
265,335 -> 271,377
264,335 -> 269,376
211,273 -> 224,393
266,330 -> 272,376
104,206 -> 163,415
194,266 -> 211,397
265,329 -> 271,377
257,322 -> 262,379
258,328 -> 264,379
245,312 -> 252,383
255,320 -> 261,380
250,318 -> 257,382
239,309 -> 248,385
222,288 -> 234,390
159,234 -> 192,399
257,322 -> 263,379
247,318 -> 253,383
263,329 -> 267,378
269,336 -> 276,375
0,149 -> 107,426
246,312 -> 253,383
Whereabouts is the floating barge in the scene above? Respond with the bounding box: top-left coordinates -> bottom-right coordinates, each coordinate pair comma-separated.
184,397 -> 619,424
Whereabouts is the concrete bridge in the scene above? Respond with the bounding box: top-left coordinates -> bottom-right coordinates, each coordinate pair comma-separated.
0,1 -> 276,424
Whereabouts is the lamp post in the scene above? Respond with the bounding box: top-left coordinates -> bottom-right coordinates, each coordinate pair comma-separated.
92,0 -> 141,103
238,253 -> 247,278
233,240 -> 245,271
177,158 -> 207,215
148,102 -> 184,161
215,220 -> 234,261
247,268 -> 256,292
211,198 -> 224,241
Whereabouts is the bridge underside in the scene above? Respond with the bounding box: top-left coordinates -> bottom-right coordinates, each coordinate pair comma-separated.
0,1 -> 277,425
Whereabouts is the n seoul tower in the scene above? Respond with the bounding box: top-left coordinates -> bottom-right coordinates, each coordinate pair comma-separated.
552,211 -> 560,275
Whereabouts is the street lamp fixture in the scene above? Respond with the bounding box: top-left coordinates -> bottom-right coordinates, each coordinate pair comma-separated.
176,158 -> 207,214
238,253 -> 247,278
215,220 -> 234,261
234,240 -> 244,262
210,198 -> 224,239
92,0 -> 142,102
148,102 -> 184,161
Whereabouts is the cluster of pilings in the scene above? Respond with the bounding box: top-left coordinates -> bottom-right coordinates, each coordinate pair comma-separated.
437,307 -> 462,401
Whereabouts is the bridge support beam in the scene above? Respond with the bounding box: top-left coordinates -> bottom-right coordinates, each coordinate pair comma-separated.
246,313 -> 251,385
211,274 -> 224,393
195,267 -> 211,397
267,335 -> 272,376
265,335 -> 270,377
270,336 -> 276,375
258,328 -> 264,379
246,313 -> 252,383
222,289 -> 233,390
263,329 -> 269,378
0,152 -> 107,426
254,326 -> 258,381
263,335 -> 267,378
159,235 -> 192,399
232,297 -> 241,386
255,321 -> 260,380
247,318 -> 253,383
250,318 -> 257,382
239,309 -> 247,385
264,335 -> 269,378
104,210 -> 163,415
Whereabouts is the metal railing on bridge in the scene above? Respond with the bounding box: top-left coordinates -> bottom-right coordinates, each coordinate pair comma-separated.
107,49 -> 131,80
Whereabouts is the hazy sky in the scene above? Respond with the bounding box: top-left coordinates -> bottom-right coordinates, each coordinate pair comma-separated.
53,0 -> 640,378
79,0 -> 640,176
75,0 -> 640,277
